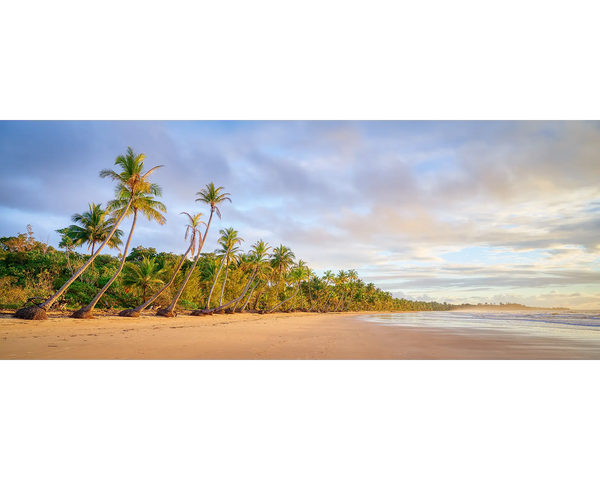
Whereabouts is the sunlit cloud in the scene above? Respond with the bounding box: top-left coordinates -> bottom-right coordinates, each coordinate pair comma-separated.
1,120 -> 598,308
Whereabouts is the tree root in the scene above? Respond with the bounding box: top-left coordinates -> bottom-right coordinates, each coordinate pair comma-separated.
71,308 -> 95,319
14,306 -> 48,320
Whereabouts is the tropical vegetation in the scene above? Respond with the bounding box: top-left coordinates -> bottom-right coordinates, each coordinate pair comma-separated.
4,148 -> 459,319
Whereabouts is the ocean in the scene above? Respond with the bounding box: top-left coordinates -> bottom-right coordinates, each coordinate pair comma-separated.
359,310 -> 600,345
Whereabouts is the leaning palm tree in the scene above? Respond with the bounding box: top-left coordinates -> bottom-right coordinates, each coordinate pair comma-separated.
155,212 -> 205,317
204,227 -> 244,310
217,228 -> 244,307
320,270 -> 335,312
156,183 -> 231,316
15,147 -> 162,320
119,213 -> 199,317
233,240 -> 271,312
194,239 -> 271,315
72,188 -> 166,318
69,203 -> 124,257
266,264 -> 305,313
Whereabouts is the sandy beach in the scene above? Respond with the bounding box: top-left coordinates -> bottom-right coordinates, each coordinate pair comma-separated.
1,310 -> 599,359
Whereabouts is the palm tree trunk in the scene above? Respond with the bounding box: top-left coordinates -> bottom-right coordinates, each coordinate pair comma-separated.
253,285 -> 267,310
266,283 -> 300,313
239,279 -> 259,312
22,194 -> 135,316
321,289 -> 333,313
206,257 -> 225,309
72,210 -> 139,318
218,258 -> 230,307
231,270 -> 256,312
200,270 -> 253,315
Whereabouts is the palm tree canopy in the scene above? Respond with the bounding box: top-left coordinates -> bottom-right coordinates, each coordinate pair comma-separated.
216,227 -> 244,263
270,244 -> 296,277
195,182 -> 232,218
122,257 -> 165,293
181,212 -> 206,258
99,146 -> 163,197
249,239 -> 271,263
107,190 -> 167,225
68,203 -> 123,252
217,227 -> 244,252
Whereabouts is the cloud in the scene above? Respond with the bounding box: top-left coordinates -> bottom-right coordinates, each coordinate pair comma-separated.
0,120 -> 598,308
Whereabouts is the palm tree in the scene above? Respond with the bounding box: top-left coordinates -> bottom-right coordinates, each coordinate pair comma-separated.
333,270 -> 348,311
266,264 -> 304,313
120,212 -> 199,317
294,260 -> 308,310
68,203 -> 124,257
217,228 -> 244,307
56,227 -> 76,274
204,227 -> 244,309
235,240 -> 271,312
195,183 -> 231,236
305,268 -> 316,311
15,147 -> 162,320
122,257 -> 165,303
72,188 -> 166,318
320,270 -> 335,312
344,269 -> 359,311
270,244 -> 296,279
200,239 -> 271,315
155,212 -> 205,317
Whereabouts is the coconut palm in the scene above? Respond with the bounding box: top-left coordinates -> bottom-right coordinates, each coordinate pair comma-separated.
319,270 -> 335,312
155,212 -> 205,317
120,212 -> 199,317
217,228 -> 244,307
195,183 -> 231,235
333,270 -> 348,311
204,227 -> 244,309
56,227 -> 76,274
68,203 -> 123,256
72,188 -> 166,318
344,269 -> 359,311
122,257 -> 165,303
222,239 -> 271,313
155,183 -> 231,317
15,147 -> 162,320
266,264 -> 305,313
294,260 -> 308,310
270,244 -> 296,279
249,245 -> 275,312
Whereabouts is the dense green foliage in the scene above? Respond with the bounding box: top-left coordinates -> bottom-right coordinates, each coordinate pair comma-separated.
0,225 -> 455,312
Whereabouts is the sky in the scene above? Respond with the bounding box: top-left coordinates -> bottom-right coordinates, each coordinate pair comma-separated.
1,120 -> 599,309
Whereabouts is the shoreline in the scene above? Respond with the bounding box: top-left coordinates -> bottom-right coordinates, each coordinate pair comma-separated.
2,310 -> 599,359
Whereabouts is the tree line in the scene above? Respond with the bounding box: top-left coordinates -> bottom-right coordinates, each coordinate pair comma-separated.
4,147 -> 455,320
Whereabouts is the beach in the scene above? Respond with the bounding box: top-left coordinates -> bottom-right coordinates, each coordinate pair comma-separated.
2,310 -> 599,360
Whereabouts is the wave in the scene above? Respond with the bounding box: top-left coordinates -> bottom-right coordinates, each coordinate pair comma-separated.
359,310 -> 600,341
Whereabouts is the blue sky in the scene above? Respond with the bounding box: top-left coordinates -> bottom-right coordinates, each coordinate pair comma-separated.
1,120 -> 599,309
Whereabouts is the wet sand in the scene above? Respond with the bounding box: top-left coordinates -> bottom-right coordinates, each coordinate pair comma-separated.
1,310 -> 599,359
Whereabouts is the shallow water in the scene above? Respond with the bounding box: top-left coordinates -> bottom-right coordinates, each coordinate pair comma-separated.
359,310 -> 600,345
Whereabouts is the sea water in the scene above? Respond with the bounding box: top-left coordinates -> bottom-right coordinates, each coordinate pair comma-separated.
358,310 -> 600,345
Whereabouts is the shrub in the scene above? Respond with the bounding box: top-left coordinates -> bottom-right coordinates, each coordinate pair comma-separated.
179,299 -> 198,310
